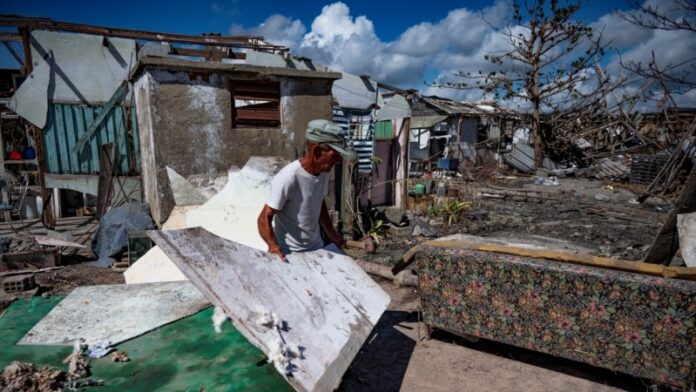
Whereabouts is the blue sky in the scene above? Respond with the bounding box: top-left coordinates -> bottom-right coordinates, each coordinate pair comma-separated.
1,1 -> 694,106
1,1 -> 633,41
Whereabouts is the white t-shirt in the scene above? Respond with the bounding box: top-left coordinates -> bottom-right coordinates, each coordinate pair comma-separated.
266,160 -> 329,252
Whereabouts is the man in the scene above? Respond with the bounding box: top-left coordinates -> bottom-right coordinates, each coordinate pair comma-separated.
257,119 -> 356,262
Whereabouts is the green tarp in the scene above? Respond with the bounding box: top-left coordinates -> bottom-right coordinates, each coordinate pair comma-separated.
0,297 -> 291,391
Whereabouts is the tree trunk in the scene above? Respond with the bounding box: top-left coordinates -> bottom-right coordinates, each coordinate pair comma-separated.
532,102 -> 543,167
531,66 -> 543,167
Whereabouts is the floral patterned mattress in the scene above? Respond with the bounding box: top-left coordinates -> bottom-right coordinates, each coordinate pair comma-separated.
415,245 -> 696,388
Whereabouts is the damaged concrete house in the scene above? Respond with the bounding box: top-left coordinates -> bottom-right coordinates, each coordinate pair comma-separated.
1,13 -> 696,392
2,16 -> 342,226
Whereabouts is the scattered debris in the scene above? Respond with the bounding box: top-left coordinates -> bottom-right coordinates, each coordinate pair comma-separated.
412,218 -> 438,238
110,351 -> 130,363
91,201 -> 156,268
63,343 -> 90,379
0,361 -> 65,392
2,273 -> 36,294
532,176 -> 559,186
87,341 -> 114,359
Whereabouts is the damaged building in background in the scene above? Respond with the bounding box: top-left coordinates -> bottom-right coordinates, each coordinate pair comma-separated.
406,93 -> 520,175
331,72 -> 411,221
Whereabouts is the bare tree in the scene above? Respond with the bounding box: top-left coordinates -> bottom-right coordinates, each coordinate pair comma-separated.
621,0 -> 696,32
620,1 -> 696,92
441,0 -> 608,166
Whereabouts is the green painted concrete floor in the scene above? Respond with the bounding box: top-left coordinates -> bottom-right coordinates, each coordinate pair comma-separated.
0,297 -> 292,391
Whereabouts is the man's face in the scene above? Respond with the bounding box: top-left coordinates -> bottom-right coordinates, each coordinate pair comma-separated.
314,144 -> 343,172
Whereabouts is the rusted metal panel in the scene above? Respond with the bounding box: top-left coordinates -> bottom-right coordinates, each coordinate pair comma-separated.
42,104 -> 138,175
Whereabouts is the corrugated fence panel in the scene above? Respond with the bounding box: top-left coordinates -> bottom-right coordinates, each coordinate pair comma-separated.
333,107 -> 375,174
43,104 -> 138,175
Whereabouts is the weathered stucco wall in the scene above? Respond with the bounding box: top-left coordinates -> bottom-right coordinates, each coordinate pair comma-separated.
136,70 -> 334,224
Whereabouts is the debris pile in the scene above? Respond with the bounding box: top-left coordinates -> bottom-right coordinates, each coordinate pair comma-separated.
0,361 -> 65,392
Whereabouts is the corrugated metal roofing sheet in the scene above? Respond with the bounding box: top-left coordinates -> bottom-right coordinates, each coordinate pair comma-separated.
42,104 -> 139,175
592,158 -> 629,180
332,73 -> 378,110
410,115 -> 448,129
502,143 -> 561,173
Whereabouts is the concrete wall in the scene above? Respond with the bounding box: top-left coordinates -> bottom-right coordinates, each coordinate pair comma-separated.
135,70 -> 334,224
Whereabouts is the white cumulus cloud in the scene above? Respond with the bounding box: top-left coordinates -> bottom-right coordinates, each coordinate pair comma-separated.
228,1 -> 695,108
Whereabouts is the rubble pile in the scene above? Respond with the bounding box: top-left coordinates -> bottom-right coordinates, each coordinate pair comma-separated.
0,361 -> 65,392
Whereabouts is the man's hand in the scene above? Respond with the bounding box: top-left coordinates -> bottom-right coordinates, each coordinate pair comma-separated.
268,245 -> 288,262
258,204 -> 287,262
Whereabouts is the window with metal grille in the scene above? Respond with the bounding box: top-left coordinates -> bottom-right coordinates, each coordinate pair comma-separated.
230,80 -> 280,128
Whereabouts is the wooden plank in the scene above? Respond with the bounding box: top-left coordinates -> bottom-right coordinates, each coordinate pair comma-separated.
62,105 -> 80,173
426,240 -> 696,280
33,235 -> 86,248
236,108 -> 280,121
0,117 -> 10,222
96,144 -> 115,219
148,228 -> 390,392
71,81 -> 128,154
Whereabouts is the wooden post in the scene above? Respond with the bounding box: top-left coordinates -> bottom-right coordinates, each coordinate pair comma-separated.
52,188 -> 61,219
29,125 -> 55,229
455,115 -> 462,160
394,117 -> 410,210
340,159 -> 354,233
19,27 -> 32,76
0,116 -> 10,222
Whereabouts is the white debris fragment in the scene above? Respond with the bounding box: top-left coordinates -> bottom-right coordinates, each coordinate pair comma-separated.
266,338 -> 302,375
212,306 -> 228,334
86,341 -> 114,358
257,308 -> 281,329
267,338 -> 291,374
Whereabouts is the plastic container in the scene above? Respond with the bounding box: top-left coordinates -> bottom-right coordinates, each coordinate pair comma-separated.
22,146 -> 36,160
414,183 -> 426,196
20,196 -> 37,219
436,182 -> 446,197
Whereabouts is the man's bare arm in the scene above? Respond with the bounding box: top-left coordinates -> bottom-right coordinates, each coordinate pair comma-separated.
319,200 -> 344,249
257,204 -> 287,262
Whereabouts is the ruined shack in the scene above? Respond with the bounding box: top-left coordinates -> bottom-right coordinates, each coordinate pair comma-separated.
132,56 -> 340,224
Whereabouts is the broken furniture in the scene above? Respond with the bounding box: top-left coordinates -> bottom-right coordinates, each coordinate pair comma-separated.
149,227 -> 390,392
414,241 -> 696,389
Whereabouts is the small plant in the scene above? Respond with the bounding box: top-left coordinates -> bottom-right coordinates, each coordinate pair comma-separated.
367,218 -> 387,244
427,200 -> 473,225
